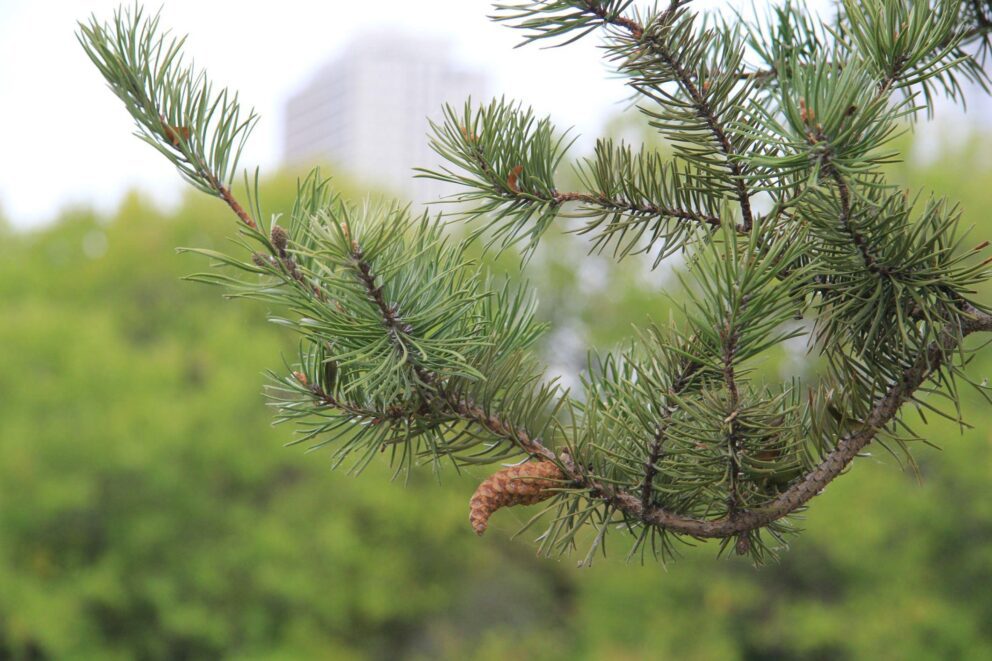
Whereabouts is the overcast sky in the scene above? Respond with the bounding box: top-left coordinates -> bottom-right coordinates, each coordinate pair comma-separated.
5,0 -> 981,230
0,0 -> 636,227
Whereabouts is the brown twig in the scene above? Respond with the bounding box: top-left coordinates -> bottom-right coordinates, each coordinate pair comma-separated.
215,179 -> 257,230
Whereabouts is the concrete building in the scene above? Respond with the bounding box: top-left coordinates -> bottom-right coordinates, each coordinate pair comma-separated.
283,32 -> 487,204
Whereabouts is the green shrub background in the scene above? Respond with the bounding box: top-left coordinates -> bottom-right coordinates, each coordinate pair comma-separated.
1,135 -> 991,659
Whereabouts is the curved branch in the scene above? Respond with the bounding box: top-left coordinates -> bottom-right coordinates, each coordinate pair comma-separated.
454,307 -> 992,539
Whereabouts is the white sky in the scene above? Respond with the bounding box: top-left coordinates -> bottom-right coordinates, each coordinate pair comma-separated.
8,0 -> 976,230
0,0 -> 637,227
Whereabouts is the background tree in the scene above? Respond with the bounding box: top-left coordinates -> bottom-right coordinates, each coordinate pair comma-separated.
78,0 -> 992,564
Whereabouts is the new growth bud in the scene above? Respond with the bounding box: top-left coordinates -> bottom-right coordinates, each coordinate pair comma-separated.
270,225 -> 289,254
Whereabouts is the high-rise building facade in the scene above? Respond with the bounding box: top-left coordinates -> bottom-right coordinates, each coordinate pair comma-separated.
283,32 -> 487,203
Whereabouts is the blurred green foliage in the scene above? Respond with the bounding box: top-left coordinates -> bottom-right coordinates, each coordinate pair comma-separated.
1,136 -> 991,659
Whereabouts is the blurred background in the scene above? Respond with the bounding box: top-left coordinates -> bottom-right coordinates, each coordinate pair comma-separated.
2,1 -> 992,659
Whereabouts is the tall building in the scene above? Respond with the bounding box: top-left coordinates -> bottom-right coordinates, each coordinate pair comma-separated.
283,31 -> 488,204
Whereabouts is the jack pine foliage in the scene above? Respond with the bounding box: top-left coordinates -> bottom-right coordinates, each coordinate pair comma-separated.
79,1 -> 992,564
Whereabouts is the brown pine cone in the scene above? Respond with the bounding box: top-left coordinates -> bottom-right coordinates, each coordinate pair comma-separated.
469,460 -> 565,535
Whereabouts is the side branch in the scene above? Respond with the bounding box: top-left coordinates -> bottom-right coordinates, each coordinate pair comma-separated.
306,377 -> 404,423
345,235 -> 435,388
464,139 -> 723,231
720,318 -> 744,521
605,5 -> 755,230
349,239 -> 414,339
639,356 -> 701,507
554,191 -> 723,228
645,44 -> 755,231
447,395 -> 558,461
828,168 -> 887,275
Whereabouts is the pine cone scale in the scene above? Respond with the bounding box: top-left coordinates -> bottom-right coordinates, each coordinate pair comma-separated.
469,461 -> 565,535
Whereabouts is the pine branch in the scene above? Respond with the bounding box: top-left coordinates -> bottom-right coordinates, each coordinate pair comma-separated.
494,3 -> 757,230
552,191 -> 720,227
255,225 -> 329,301
78,6 -> 258,227
446,395 -> 559,461
419,99 -> 573,253
81,2 -> 992,564
345,230 -> 431,386
305,374 -> 403,424
720,304 -> 745,524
